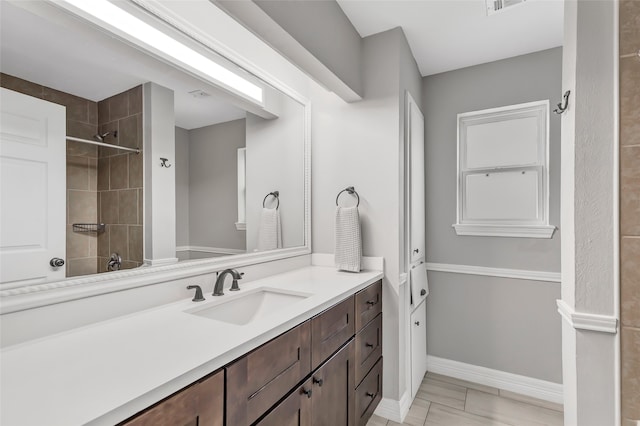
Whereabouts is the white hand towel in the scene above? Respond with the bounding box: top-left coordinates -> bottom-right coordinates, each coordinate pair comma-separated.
257,208 -> 282,251
334,206 -> 362,272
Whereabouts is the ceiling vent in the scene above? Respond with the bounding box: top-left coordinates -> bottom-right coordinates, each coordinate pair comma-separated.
486,0 -> 527,15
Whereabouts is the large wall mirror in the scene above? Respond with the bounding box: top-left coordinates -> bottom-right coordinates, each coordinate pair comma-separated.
0,0 -> 310,300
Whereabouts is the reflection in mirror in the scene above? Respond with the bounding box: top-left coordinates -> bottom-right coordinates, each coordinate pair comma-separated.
0,0 -> 306,289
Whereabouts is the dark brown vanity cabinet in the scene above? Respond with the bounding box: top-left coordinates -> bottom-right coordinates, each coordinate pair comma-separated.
121,280 -> 383,426
120,369 -> 224,426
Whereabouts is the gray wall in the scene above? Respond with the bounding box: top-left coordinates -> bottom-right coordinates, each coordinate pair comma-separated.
188,119 -> 246,251
245,93 -> 305,252
175,126 -> 190,247
423,48 -> 563,383
254,0 -> 363,98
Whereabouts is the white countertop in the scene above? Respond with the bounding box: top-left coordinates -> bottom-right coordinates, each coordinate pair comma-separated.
1,266 -> 383,426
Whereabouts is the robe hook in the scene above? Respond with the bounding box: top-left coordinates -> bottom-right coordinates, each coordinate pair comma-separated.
553,90 -> 571,114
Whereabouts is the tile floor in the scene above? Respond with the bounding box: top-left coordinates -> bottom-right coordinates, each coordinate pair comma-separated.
367,372 -> 564,426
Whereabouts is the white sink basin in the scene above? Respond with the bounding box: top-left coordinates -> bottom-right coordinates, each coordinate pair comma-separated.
185,288 -> 311,325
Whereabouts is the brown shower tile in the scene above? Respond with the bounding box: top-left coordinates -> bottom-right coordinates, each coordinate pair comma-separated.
43,87 -> 88,123
110,154 -> 129,190
622,237 -> 640,328
109,91 -> 129,121
88,102 -> 98,126
98,226 -> 110,258
66,225 -> 90,259
67,140 -> 98,158
621,58 -> 640,147
119,189 -> 138,224
128,85 -> 143,115
97,257 -> 108,273
67,156 -> 89,190
129,152 -> 143,189
0,73 -> 44,98
119,114 -> 140,149
129,225 -> 143,262
68,190 -> 97,224
98,122 -> 120,158
88,231 -> 98,257
100,191 -> 119,224
121,260 -> 139,270
97,157 -> 110,191
622,327 -> 640,420
621,146 -> 640,235
67,258 -> 98,278
109,224 -> 129,260
138,188 -> 144,224
67,120 -> 98,144
89,158 -> 98,191
620,0 -> 640,56
98,99 -> 109,125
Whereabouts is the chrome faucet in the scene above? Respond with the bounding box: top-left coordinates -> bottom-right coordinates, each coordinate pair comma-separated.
212,269 -> 244,296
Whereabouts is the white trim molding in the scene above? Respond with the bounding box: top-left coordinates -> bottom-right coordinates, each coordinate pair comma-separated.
175,246 -> 245,255
556,300 -> 618,334
426,356 -> 564,404
426,262 -> 561,283
452,224 -> 556,239
374,389 -> 411,423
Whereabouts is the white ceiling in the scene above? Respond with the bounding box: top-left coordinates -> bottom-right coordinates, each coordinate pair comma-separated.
0,2 -> 246,130
337,0 -> 564,76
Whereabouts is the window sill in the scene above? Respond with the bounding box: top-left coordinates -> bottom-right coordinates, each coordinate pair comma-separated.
235,222 -> 246,231
452,224 -> 556,238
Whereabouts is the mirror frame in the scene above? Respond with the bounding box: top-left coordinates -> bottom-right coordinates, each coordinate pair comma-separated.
0,0 -> 311,313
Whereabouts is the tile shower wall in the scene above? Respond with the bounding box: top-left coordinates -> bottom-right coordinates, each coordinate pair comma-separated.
97,86 -> 144,272
619,1 -> 640,424
0,73 -> 100,277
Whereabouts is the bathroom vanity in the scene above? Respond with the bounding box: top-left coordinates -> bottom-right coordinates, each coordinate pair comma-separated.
0,267 -> 383,426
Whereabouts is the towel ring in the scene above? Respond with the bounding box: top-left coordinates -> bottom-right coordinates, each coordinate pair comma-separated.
336,186 -> 360,207
263,191 -> 280,209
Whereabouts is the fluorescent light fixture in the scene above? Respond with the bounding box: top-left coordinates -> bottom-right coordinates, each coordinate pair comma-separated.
63,0 -> 263,102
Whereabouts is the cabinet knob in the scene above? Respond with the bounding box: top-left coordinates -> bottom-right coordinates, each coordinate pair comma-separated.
420,289 -> 427,296
366,300 -> 377,306
313,377 -> 323,387
413,248 -> 419,254
301,388 -> 312,398
365,343 -> 374,348
415,321 -> 420,326
366,392 -> 375,398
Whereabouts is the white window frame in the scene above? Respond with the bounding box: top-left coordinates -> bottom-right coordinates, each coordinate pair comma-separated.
453,100 -> 556,238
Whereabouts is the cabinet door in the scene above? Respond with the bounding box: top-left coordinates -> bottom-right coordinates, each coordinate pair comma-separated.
227,321 -> 311,425
311,296 -> 355,369
311,339 -> 355,426
410,300 -> 428,399
121,369 -> 223,426
256,379 -> 313,426
354,358 -> 382,426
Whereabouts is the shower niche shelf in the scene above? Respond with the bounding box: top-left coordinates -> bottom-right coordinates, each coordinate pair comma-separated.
73,223 -> 106,233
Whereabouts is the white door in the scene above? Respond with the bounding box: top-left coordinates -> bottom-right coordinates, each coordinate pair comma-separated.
410,299 -> 428,399
408,93 -> 425,264
0,88 -> 66,288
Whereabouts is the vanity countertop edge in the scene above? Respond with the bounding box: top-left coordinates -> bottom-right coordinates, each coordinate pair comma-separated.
0,265 -> 383,426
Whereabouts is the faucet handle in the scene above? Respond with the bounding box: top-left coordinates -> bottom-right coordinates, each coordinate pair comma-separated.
187,285 -> 205,302
230,271 -> 244,292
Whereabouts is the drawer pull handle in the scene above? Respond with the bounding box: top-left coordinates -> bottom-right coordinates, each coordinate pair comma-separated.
302,388 -> 312,398
365,343 -> 374,348
366,300 -> 377,306
313,377 -> 323,387
366,392 -> 375,398
415,321 -> 420,326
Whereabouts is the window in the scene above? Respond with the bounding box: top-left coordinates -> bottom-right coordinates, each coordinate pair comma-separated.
454,100 -> 555,238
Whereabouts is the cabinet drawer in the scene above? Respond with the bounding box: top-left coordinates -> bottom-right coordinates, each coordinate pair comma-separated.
226,321 -> 311,425
355,313 -> 382,386
354,357 -> 383,426
120,369 -> 224,426
355,280 -> 382,332
311,296 -> 355,369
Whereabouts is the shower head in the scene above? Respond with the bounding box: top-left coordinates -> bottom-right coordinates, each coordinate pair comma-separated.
93,131 -> 118,142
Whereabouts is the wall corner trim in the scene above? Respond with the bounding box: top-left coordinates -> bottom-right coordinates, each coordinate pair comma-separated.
374,389 -> 411,423
425,262 -> 561,283
556,300 -> 618,334
426,355 -> 564,404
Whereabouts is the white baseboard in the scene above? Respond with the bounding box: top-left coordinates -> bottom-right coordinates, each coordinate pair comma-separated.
426,355 -> 563,404
374,389 -> 411,423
